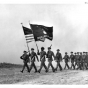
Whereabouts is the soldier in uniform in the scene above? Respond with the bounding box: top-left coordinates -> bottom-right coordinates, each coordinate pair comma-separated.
74,52 -> 78,68
46,47 -> 55,72
75,52 -> 80,69
70,52 -> 75,70
29,48 -> 39,73
55,49 -> 62,71
63,52 -> 70,69
20,51 -> 30,73
37,47 -> 48,73
85,52 -> 88,69
79,52 -> 83,70
82,52 -> 86,70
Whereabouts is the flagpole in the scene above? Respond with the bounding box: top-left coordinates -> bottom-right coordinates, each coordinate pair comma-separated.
21,23 -> 30,52
29,21 -> 39,52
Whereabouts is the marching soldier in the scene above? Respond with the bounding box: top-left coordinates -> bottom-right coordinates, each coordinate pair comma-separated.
85,52 -> 88,69
63,52 -> 70,69
75,52 -> 80,69
55,49 -> 62,71
29,48 -> 39,73
37,47 -> 48,73
70,52 -> 75,70
82,52 -> 86,70
78,52 -> 83,70
20,51 -> 30,73
74,52 -> 78,68
46,47 -> 55,72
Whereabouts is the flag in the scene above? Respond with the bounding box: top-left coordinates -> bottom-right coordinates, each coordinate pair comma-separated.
40,25 -> 53,41
22,26 -> 34,43
30,24 -> 53,41
30,24 -> 45,42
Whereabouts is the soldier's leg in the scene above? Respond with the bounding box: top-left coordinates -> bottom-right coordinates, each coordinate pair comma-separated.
48,61 -> 51,71
55,62 -> 58,71
72,62 -> 75,69
64,62 -> 66,69
50,61 -> 55,72
21,62 -> 26,73
25,63 -> 30,72
43,62 -> 48,72
33,62 -> 37,72
29,62 -> 34,72
58,62 -> 62,71
70,62 -> 72,69
66,62 -> 69,69
38,62 -> 44,73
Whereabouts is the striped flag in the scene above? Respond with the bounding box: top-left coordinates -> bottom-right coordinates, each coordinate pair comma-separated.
22,26 -> 34,43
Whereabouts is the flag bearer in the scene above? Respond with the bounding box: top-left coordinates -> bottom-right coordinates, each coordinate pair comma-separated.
20,51 -> 30,73
29,48 -> 39,73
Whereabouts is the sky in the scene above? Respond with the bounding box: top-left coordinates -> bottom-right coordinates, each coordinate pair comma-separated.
0,4 -> 88,65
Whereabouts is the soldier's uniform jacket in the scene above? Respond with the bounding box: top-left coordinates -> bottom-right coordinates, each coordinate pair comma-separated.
55,52 -> 62,62
70,55 -> 75,63
79,55 -> 83,63
76,55 -> 80,62
85,55 -> 88,63
63,55 -> 69,62
46,51 -> 55,61
30,52 -> 38,62
38,51 -> 46,62
82,55 -> 86,63
74,55 -> 77,62
20,54 -> 29,63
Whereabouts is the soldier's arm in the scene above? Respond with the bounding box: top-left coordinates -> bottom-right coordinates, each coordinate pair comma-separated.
20,54 -> 24,60
52,52 -> 56,60
46,51 -> 48,58
37,50 -> 40,55
60,53 -> 62,61
68,55 -> 70,61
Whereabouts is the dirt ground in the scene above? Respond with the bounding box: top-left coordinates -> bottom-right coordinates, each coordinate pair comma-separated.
0,67 -> 88,84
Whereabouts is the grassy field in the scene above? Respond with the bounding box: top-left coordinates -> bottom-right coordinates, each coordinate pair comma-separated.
0,62 -> 88,84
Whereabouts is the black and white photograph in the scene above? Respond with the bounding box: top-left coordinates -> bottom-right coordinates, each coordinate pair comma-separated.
0,0 -> 88,85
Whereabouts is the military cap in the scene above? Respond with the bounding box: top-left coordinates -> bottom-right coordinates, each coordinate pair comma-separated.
80,52 -> 82,54
71,52 -> 73,53
83,52 -> 85,53
31,48 -> 34,50
48,47 -> 51,49
65,52 -> 67,54
41,47 -> 44,49
74,52 -> 76,54
57,49 -> 60,51
24,51 -> 27,53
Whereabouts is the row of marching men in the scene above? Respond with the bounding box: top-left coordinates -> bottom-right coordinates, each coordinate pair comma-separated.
20,47 -> 88,73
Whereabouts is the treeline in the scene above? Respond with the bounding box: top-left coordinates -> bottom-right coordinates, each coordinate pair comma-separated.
0,62 -> 22,68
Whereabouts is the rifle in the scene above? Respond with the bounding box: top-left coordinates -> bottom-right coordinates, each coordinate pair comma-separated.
40,55 -> 45,62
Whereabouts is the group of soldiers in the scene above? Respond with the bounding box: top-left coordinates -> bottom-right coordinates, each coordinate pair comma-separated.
20,46 -> 88,73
